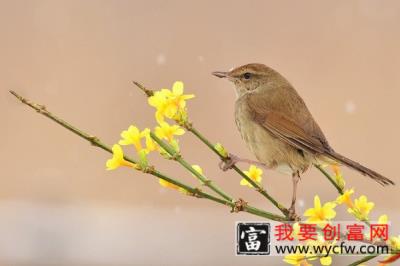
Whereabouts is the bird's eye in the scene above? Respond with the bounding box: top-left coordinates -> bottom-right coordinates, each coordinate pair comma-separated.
243,72 -> 251,80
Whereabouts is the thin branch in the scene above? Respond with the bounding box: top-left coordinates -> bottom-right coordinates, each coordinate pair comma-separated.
314,164 -> 391,249
131,82 -> 395,264
314,164 -> 344,195
150,132 -> 233,202
132,81 -> 290,218
189,126 -> 289,216
10,90 -> 286,222
347,254 -> 378,266
132,81 -> 153,97
9,91 -> 111,153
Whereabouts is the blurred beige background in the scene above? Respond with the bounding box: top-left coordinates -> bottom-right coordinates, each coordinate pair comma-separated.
1,0 -> 400,265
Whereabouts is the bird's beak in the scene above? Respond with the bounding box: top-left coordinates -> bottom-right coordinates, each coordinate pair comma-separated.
212,71 -> 229,78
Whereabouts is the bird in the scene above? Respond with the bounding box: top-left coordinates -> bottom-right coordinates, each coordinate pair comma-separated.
212,63 -> 394,219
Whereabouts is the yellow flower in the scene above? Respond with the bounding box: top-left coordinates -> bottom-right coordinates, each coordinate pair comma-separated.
159,178 -> 180,190
331,164 -> 340,175
117,126 -> 155,167
148,81 -> 194,123
158,178 -> 187,194
306,239 -> 334,265
214,143 -> 228,158
143,128 -> 158,152
283,252 -> 313,266
292,222 -> 301,240
169,81 -> 194,108
332,165 -> 345,190
155,121 -> 185,142
106,144 -> 137,170
319,256 -> 332,266
240,165 -> 263,187
347,195 -> 374,221
378,214 -> 388,225
191,165 -> 203,176
148,89 -> 172,123
319,163 -> 329,169
389,235 -> 400,250
119,125 -> 148,152
304,195 -> 336,224
336,189 -> 354,208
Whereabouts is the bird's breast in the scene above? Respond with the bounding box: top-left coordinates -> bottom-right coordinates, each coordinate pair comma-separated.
234,98 -> 312,174
234,100 -> 280,164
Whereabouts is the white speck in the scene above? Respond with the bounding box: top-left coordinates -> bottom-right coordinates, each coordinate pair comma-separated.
345,100 -> 356,114
156,54 -> 166,65
297,199 -> 305,208
174,206 -> 181,214
197,55 -> 204,62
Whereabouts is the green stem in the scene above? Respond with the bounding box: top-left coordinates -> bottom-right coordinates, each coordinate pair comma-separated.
189,126 -> 289,216
151,170 -> 229,205
347,254 -> 378,266
150,132 -> 233,202
244,205 -> 286,221
131,83 -> 396,265
314,164 -> 344,195
314,164 -> 389,263
10,90 -> 286,222
132,81 -> 289,217
9,91 -> 112,153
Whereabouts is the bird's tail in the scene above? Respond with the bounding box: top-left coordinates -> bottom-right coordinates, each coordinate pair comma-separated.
325,151 -> 394,186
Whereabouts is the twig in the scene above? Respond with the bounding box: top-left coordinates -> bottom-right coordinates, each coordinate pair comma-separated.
132,81 -> 290,218
314,164 -> 344,195
132,81 -> 153,97
314,163 -> 393,262
10,90 -> 286,222
150,132 -> 233,202
189,126 -> 289,216
9,91 -> 111,153
131,82 -> 396,264
347,254 -> 378,266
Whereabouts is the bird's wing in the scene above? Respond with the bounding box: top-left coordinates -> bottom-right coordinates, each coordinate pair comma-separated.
244,87 -> 395,186
245,91 -> 333,155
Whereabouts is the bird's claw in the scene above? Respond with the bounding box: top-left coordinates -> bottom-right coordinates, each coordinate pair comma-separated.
288,207 -> 301,221
218,153 -> 239,171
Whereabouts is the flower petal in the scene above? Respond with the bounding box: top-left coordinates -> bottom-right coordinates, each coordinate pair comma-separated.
320,256 -> 332,266
314,195 -> 321,209
304,208 -> 316,217
191,165 -> 203,175
172,81 -> 184,95
378,214 -> 388,224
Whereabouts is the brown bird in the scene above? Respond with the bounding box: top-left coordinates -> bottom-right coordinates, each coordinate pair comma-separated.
212,63 -> 394,219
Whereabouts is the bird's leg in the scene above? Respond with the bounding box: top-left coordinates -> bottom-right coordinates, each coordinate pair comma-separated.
219,153 -> 268,171
288,171 -> 301,221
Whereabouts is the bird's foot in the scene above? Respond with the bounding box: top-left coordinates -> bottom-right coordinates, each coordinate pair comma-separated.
219,153 -> 240,171
288,206 -> 301,221
218,153 -> 268,171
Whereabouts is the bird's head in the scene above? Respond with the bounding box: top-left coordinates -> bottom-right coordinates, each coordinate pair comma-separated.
212,63 -> 286,97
